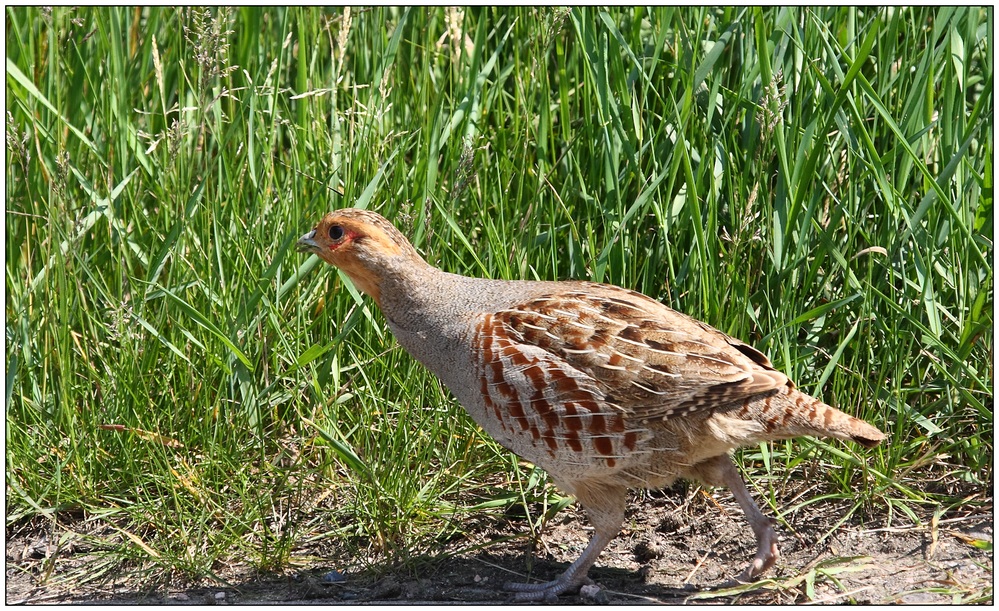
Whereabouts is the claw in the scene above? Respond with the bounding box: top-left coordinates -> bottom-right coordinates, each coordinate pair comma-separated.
738,535 -> 779,582
504,575 -> 593,602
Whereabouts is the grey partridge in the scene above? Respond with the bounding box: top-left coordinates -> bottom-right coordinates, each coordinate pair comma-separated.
297,208 -> 884,601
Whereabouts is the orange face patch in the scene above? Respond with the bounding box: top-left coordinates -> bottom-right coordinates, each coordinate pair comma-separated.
301,213 -> 413,306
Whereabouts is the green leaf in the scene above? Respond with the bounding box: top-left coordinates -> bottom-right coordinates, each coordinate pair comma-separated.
303,416 -> 370,480
6,58 -> 102,157
154,283 -> 254,370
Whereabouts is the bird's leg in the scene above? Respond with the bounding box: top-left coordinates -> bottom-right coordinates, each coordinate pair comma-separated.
692,455 -> 779,581
505,483 -> 626,602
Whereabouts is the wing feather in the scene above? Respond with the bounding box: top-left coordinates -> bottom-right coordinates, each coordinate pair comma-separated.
492,283 -> 789,424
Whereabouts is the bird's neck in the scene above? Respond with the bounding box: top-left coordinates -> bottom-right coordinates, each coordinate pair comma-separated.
367,253 -> 445,317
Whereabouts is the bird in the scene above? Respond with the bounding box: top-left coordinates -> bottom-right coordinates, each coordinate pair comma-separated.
296,208 -> 885,602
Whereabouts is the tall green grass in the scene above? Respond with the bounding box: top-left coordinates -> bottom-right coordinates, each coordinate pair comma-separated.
6,6 -> 992,583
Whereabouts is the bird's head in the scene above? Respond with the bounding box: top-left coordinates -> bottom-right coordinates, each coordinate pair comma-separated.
297,208 -> 422,305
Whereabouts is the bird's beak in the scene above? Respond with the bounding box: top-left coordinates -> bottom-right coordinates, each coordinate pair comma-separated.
296,229 -> 319,254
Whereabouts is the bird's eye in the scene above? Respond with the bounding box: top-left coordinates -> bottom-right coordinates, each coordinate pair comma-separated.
328,225 -> 345,240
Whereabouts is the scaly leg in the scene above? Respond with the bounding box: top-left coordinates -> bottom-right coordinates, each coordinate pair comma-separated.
691,455 -> 779,581
505,483 -> 626,602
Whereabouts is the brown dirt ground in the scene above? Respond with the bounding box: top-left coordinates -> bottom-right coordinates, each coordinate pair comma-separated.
6,487 -> 992,605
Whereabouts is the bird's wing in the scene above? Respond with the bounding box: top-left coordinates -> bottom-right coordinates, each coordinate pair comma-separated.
488,283 -> 790,424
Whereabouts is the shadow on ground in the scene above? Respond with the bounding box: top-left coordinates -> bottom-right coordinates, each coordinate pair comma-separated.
6,491 -> 992,604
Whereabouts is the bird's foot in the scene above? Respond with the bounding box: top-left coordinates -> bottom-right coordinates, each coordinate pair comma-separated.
504,575 -> 593,602
737,528 -> 779,582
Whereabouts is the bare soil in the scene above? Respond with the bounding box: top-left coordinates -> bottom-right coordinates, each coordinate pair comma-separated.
6,487 -> 992,605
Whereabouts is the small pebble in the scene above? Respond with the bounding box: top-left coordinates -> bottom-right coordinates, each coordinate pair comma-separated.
579,584 -> 609,604
174,593 -> 189,601
214,591 -> 226,601
322,569 -> 347,583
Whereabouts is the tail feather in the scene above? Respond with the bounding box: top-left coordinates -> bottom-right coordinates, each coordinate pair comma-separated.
777,387 -> 885,447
